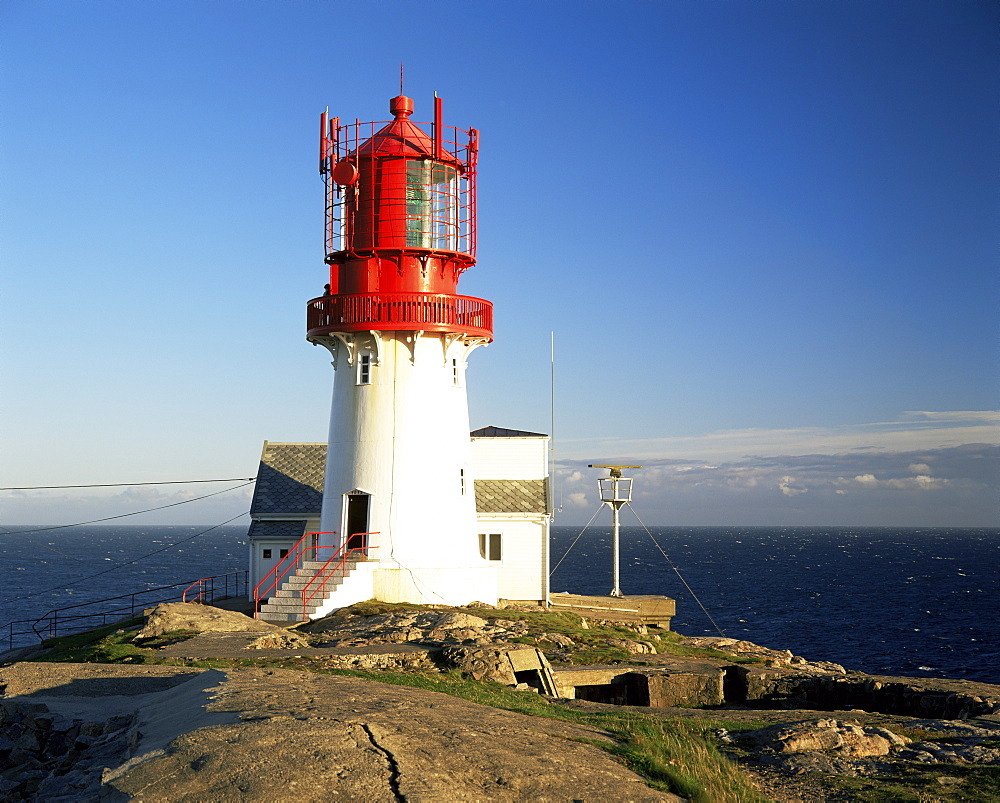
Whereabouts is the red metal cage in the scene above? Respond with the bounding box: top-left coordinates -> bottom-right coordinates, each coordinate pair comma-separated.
320,101 -> 478,262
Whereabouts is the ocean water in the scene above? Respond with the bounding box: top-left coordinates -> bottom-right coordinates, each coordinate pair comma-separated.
551,526 -> 1000,685
0,525 -> 248,649
1,524 -> 996,686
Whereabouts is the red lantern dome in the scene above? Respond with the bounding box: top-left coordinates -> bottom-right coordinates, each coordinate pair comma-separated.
307,95 -> 491,340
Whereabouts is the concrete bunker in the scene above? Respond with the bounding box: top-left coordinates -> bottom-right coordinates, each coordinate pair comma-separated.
555,663 -> 999,720
554,665 -> 726,708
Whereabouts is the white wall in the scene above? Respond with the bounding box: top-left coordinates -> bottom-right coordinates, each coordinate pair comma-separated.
313,330 -> 498,606
477,516 -> 549,602
471,437 -> 547,480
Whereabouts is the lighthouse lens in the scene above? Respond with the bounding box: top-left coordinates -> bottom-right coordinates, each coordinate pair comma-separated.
405,160 -> 459,250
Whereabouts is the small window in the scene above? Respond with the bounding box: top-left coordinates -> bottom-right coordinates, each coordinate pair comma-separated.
358,353 -> 371,384
460,468 -> 466,495
478,533 -> 502,561
279,549 -> 289,559
262,549 -> 272,559
452,357 -> 460,386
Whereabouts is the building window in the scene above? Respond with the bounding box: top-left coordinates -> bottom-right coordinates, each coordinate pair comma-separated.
358,353 -> 371,385
262,549 -> 272,559
279,549 -> 289,559
479,533 -> 502,561
452,357 -> 460,386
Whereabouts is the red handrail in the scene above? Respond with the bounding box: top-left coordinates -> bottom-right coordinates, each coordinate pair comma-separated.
182,579 -> 206,603
300,534 -> 379,620
253,531 -> 336,614
307,292 -> 492,339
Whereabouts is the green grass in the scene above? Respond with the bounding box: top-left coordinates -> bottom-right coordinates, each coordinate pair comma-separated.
37,620 -> 146,662
36,622 -> 199,663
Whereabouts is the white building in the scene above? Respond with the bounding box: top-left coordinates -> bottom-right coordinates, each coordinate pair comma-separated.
247,426 -> 549,619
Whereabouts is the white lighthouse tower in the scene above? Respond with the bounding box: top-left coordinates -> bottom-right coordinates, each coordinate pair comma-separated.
304,93 -> 497,607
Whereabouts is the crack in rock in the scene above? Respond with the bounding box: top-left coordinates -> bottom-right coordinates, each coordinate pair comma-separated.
361,723 -> 405,802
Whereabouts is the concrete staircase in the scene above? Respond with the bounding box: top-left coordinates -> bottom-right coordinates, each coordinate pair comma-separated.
257,558 -> 360,623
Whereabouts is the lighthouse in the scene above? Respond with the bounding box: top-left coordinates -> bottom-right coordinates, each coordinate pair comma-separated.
305,93 -> 498,607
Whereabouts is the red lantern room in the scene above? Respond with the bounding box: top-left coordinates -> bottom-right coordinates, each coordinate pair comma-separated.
307,95 -> 492,341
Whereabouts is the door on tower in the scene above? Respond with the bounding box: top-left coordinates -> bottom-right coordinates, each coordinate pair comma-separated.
344,491 -> 370,554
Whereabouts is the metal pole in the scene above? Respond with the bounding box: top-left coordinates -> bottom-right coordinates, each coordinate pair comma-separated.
611,495 -> 622,597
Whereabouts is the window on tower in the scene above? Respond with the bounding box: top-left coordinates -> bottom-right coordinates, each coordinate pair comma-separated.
358,353 -> 372,385
406,160 -> 459,250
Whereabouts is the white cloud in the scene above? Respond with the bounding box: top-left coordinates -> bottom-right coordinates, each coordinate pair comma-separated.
843,472 -> 950,491
559,410 -> 1000,463
778,475 -> 808,496
904,411 -> 1000,423
883,475 -> 950,490
553,442 -> 998,526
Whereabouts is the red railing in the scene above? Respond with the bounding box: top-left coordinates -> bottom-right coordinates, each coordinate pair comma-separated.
299,536 -> 379,620
182,579 -> 207,603
307,292 -> 492,339
252,531 -> 381,620
252,530 -> 330,615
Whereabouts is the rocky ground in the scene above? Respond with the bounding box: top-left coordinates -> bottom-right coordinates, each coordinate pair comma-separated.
1,601 -> 997,801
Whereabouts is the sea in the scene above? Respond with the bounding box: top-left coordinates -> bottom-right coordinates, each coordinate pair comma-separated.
551,525 -> 999,685
1,524 -> 997,685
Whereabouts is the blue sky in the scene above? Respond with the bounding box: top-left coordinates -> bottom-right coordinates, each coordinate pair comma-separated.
1,0 -> 997,528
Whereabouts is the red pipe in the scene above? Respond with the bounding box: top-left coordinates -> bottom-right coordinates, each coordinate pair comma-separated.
434,95 -> 443,160
319,112 -> 329,173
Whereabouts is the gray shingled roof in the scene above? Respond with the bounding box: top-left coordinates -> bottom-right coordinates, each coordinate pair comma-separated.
250,442 -> 547,517
474,479 -> 548,514
247,520 -> 308,539
471,426 -> 548,438
249,442 -> 326,517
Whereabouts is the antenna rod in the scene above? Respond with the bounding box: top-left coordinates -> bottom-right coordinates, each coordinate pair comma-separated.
550,332 -> 556,516
400,63 -> 404,95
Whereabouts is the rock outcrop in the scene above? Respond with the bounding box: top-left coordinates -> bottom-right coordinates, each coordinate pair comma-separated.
6,601 -> 999,800
680,636 -> 845,673
305,609 -> 518,646
730,716 -> 1000,779
0,663 -> 682,802
136,602 -> 284,639
0,697 -> 137,800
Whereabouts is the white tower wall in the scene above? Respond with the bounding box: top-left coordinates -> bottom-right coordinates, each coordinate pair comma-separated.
314,330 -> 496,606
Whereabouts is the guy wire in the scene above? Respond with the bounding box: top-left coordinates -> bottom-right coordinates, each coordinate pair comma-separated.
549,505 -> 603,577
625,503 -> 728,638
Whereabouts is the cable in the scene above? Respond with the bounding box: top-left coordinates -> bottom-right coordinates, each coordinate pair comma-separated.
549,504 -> 603,577
1,477 -> 256,491
626,503 -> 728,638
2,512 -> 250,612
0,481 -> 256,536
